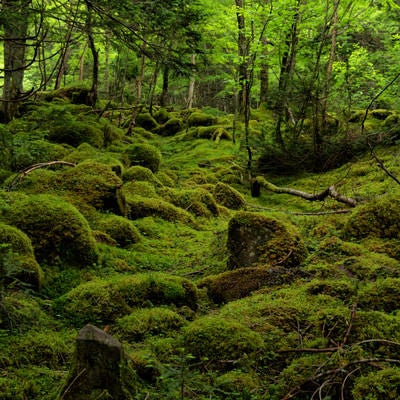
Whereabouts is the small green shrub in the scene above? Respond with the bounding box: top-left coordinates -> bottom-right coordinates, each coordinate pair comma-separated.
115,307 -> 184,341
95,215 -> 141,248
122,143 -> 162,172
213,182 -> 245,210
4,194 -> 98,267
183,315 -> 264,370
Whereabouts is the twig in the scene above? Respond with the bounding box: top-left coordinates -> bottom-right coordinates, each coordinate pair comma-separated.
5,160 -> 76,191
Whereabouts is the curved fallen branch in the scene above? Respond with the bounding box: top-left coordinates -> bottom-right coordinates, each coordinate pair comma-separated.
255,176 -> 358,207
5,161 -> 76,191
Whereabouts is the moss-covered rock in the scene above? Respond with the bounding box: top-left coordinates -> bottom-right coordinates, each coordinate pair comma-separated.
135,112 -> 159,131
187,112 -> 217,127
57,273 -> 198,326
159,187 -> 219,217
154,118 -> 183,136
227,211 -> 307,269
122,165 -> 162,186
54,161 -> 125,215
4,194 -> 98,267
115,307 -> 184,341
123,180 -> 159,199
213,182 -> 245,210
126,196 -> 194,224
95,215 -> 141,248
199,266 -> 304,304
344,195 -> 400,239
153,108 -> 170,124
183,315 -> 264,370
0,222 -> 35,256
122,143 -> 162,173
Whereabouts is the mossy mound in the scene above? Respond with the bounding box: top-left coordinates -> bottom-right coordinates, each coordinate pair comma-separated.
135,112 -> 159,131
182,315 -> 264,371
57,273 -> 198,326
153,108 -> 170,124
95,215 -> 141,248
199,266 -> 303,304
344,195 -> 400,239
11,138 -> 68,170
40,86 -> 93,105
122,143 -> 162,172
115,307 -> 184,341
227,211 -> 307,269
122,165 -> 162,186
126,196 -> 194,224
154,118 -> 183,136
0,222 -> 35,256
159,187 -> 219,218
187,112 -> 217,127
122,181 -> 159,198
0,124 -> 12,170
213,182 -> 245,210
197,126 -> 231,141
4,194 -> 98,267
53,161 -> 124,215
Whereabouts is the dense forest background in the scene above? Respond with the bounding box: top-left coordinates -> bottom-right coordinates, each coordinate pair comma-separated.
2,1 -> 400,399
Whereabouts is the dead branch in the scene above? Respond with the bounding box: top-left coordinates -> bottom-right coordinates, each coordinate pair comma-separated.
255,176 -> 358,207
246,203 -> 352,215
5,161 -> 76,191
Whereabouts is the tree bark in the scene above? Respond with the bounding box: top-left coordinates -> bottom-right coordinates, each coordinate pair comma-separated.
1,0 -> 32,122
186,54 -> 196,109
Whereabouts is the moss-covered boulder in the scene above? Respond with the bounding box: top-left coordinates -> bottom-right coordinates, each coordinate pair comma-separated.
187,112 -> 217,127
159,187 -> 219,218
154,118 -> 183,136
199,266 -> 304,304
227,211 -> 307,269
5,194 -> 98,267
344,195 -> 400,239
126,196 -> 194,224
153,108 -> 170,124
135,112 -> 159,131
115,307 -> 184,341
95,215 -> 141,248
183,315 -> 264,371
54,161 -> 125,215
0,223 -> 44,291
213,182 -> 245,210
57,273 -> 198,326
122,165 -> 162,186
122,143 -> 161,173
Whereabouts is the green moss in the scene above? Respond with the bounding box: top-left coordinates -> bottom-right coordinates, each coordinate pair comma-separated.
199,266 -> 302,304
155,171 -> 176,187
95,215 -> 141,248
126,196 -> 194,224
115,307 -> 184,341
4,194 -> 98,267
123,180 -> 159,198
344,195 -> 400,239
122,143 -> 162,172
227,211 -> 308,269
135,112 -> 159,131
187,112 -> 217,127
183,315 -> 264,370
213,182 -> 245,210
159,187 -> 219,218
154,118 -> 183,136
215,370 -> 261,397
358,278 -> 400,312
0,223 -> 35,256
57,272 -> 198,326
352,367 -> 400,399
122,165 -> 162,186
153,108 -> 170,124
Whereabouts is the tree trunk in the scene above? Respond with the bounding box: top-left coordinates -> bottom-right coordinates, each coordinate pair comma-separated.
1,0 -> 32,122
259,36 -> 269,106
186,54 -> 196,109
160,65 -> 169,107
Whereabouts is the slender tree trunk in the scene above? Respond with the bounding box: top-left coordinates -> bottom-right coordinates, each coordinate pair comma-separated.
84,1 -> 98,107
1,0 -> 32,122
235,0 -> 248,117
136,44 -> 146,104
186,54 -> 196,109
79,40 -> 88,81
104,31 -> 111,97
259,36 -> 269,106
160,65 -> 169,107
321,0 -> 339,133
